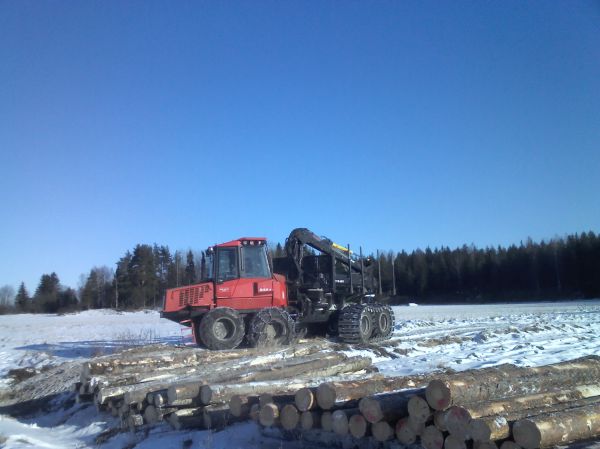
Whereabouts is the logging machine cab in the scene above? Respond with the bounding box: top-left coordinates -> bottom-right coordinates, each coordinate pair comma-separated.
207,239 -> 272,283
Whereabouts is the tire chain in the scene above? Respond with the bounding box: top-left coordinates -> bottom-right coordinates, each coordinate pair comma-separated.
248,308 -> 296,347
371,303 -> 395,342
337,303 -> 395,344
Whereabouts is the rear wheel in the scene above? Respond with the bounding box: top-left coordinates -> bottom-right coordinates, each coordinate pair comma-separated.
373,305 -> 394,340
198,307 -> 245,350
248,307 -> 295,348
338,304 -> 374,344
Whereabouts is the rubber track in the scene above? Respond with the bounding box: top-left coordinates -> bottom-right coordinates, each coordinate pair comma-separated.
338,303 -> 395,344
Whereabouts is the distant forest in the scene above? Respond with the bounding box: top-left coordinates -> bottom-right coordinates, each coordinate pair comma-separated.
1,231 -> 599,314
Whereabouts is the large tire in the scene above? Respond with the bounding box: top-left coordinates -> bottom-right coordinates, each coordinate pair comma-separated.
373,304 -> 395,341
198,307 -> 245,350
338,304 -> 374,344
248,307 -> 295,348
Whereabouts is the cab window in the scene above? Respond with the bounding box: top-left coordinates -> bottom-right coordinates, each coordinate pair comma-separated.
217,247 -> 239,282
241,245 -> 271,278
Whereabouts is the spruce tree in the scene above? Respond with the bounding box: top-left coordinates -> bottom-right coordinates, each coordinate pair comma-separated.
15,282 -> 30,312
34,272 -> 61,313
184,250 -> 196,285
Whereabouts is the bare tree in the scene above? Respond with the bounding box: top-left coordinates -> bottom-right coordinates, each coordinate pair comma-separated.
0,285 -> 15,306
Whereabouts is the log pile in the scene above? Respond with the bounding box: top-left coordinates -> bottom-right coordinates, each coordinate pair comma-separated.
250,356 -> 600,449
76,341 -> 380,436
75,344 -> 600,449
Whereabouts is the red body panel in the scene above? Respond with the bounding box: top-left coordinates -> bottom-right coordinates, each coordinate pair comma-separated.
216,277 -> 275,309
164,275 -> 288,314
163,282 -> 214,312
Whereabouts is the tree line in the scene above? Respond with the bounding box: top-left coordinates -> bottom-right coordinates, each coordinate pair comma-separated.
1,231 -> 598,314
375,231 -> 600,303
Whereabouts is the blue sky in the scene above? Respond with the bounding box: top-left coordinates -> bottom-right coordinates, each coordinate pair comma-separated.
1,1 -> 599,293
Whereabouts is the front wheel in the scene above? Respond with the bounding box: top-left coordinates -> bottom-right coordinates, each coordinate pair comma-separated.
198,307 -> 246,350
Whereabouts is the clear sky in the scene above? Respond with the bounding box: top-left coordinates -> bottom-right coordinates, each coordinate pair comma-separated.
1,1 -> 599,293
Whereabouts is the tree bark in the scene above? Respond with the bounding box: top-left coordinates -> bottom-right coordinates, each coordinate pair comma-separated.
202,404 -> 234,430
316,378 -> 427,410
477,396 -> 600,444
425,356 -> 600,411
165,352 -> 357,405
168,407 -> 205,430
200,378 -> 322,406
464,384 -> 600,419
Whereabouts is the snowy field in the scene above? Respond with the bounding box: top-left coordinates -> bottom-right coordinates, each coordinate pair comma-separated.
0,300 -> 599,448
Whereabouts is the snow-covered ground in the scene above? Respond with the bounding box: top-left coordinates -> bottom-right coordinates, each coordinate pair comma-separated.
0,300 -> 599,448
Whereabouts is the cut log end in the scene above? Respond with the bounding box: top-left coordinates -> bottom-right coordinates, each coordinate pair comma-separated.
199,385 -> 212,405
295,387 -> 315,412
426,379 -> 451,411
331,409 -> 350,436
512,419 -> 542,449
317,383 -> 336,410
321,411 -> 333,432
395,418 -> 417,445
280,404 -> 300,430
301,411 -> 320,431
372,421 -> 394,442
444,434 -> 467,449
143,405 -> 159,425
230,395 -> 257,418
348,414 -> 368,439
421,425 -> 444,449
408,395 -> 432,423
433,410 -> 448,431
445,406 -> 472,439
469,418 -> 492,442
259,403 -> 279,427
358,397 -> 383,423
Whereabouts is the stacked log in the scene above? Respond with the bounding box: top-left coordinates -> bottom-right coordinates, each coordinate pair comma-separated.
75,343 -> 600,449
75,340 -> 378,434
252,355 -> 600,449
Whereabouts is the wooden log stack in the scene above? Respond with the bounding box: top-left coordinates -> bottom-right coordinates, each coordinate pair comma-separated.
251,356 -> 600,449
77,340 -> 381,436
77,343 -> 600,449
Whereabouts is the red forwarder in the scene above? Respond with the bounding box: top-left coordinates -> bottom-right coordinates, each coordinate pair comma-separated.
162,229 -> 394,350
